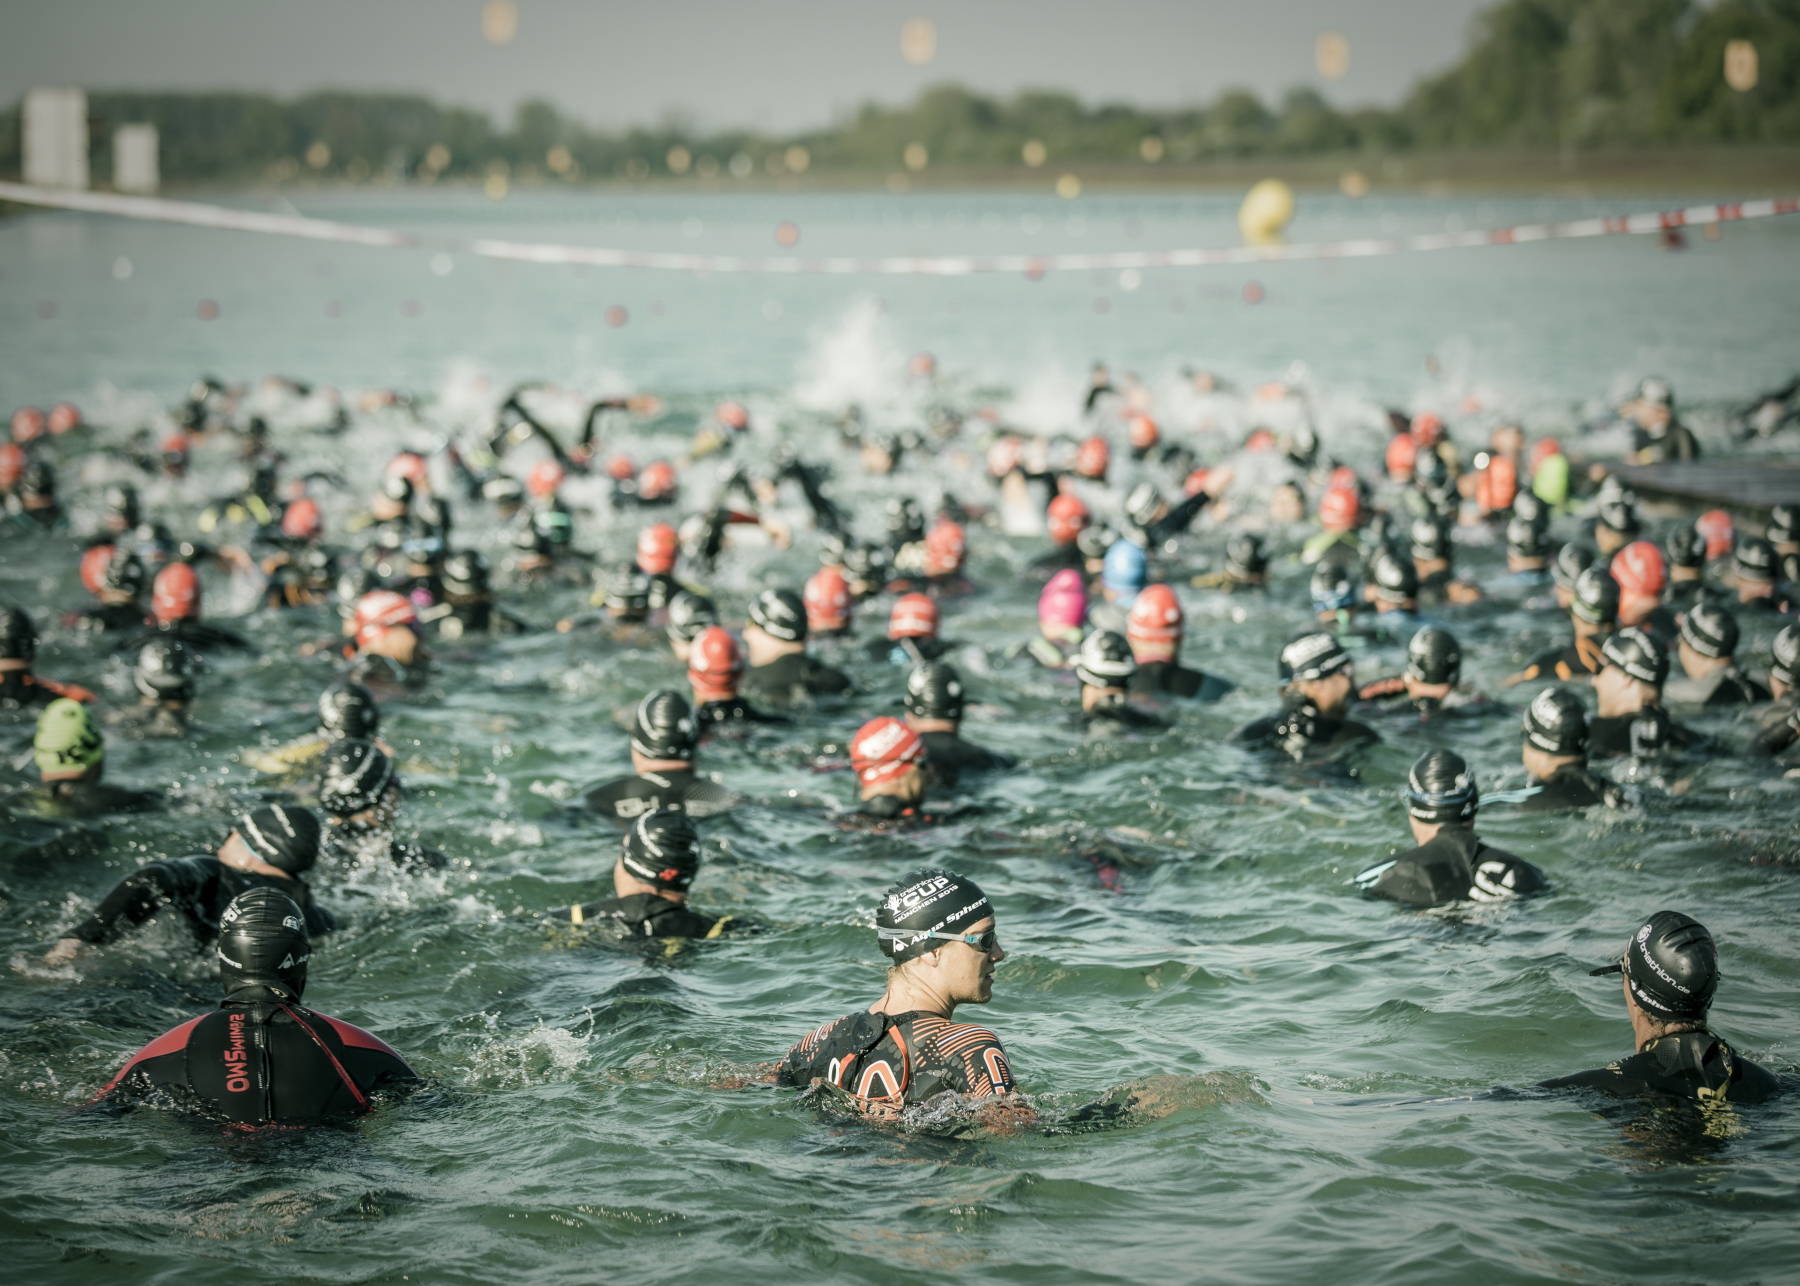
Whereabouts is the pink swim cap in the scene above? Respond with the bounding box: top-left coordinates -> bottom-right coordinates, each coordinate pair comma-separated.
1038,569 -> 1088,633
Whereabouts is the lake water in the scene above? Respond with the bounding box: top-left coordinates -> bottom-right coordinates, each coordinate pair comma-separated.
1,187 -> 1798,1285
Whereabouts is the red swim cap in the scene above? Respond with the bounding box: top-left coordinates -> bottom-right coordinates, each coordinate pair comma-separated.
1075,435 -> 1110,480
923,520 -> 967,577
804,566 -> 851,631
849,716 -> 926,787
605,453 -> 637,482
11,407 -> 46,444
354,590 -> 417,649
1127,414 -> 1160,451
1319,486 -> 1360,533
1385,432 -> 1418,480
1611,540 -> 1667,599
1696,509 -> 1734,561
527,458 -> 565,499
888,593 -> 939,640
687,626 -> 744,698
281,497 -> 322,541
386,451 -> 428,484
0,442 -> 23,489
1047,493 -> 1089,544
47,402 -> 82,435
1127,583 -> 1184,645
638,459 -> 676,501
1476,456 -> 1518,513
716,401 -> 750,431
636,522 -> 679,575
152,563 -> 201,624
1411,413 -> 1444,446
80,544 -> 116,597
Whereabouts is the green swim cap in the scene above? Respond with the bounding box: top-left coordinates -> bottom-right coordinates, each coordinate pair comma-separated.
34,697 -> 104,777
1533,453 -> 1570,508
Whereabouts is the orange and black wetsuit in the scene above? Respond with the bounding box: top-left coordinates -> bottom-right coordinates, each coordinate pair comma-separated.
95,1002 -> 416,1125
777,1009 -> 1015,1109
1509,633 -> 1607,685
0,671 -> 95,714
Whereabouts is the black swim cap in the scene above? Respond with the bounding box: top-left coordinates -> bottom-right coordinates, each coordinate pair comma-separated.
442,549 -> 489,595
1771,624 -> 1800,687
1511,490 -> 1547,529
1225,532 -> 1268,578
1734,536 -> 1776,581
1279,630 -> 1352,683
1769,503 -> 1798,544
217,887 -> 310,1002
1405,626 -> 1462,686
748,588 -> 807,642
904,661 -> 965,721
380,474 -> 414,505
1369,549 -> 1419,601
103,483 -> 141,525
1664,525 -> 1705,570
1570,567 -> 1621,626
876,868 -> 992,964
1506,515 -> 1551,558
0,606 -> 37,662
1589,910 -> 1718,1022
23,459 -> 56,495
1552,541 -> 1596,591
318,681 -> 379,741
1077,523 -> 1116,561
1403,748 -> 1478,824
1678,602 -> 1738,660
631,688 -> 696,761
1523,686 -> 1587,755
1414,450 -> 1449,490
1409,517 -> 1450,561
102,548 -> 147,597
1074,629 -> 1136,688
318,738 -> 398,818
1601,626 -> 1668,687
133,636 -> 195,701
619,809 -> 700,891
1309,556 -> 1355,612
602,567 -> 651,616
237,804 -> 323,874
1125,482 -> 1163,531
665,591 -> 718,644
1597,498 -> 1638,537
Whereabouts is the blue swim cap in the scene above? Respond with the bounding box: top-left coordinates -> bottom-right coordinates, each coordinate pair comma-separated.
1101,539 -> 1148,604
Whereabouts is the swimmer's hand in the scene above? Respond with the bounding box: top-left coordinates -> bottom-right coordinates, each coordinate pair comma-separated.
43,938 -> 82,967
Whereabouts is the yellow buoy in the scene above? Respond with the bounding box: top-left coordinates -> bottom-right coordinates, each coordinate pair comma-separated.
1238,178 -> 1296,245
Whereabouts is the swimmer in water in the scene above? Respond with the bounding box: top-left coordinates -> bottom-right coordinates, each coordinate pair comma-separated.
665,590 -> 719,663
1124,585 -> 1232,701
316,739 -> 446,871
903,661 -> 1015,790
1751,625 -> 1799,760
1589,628 -> 1700,760
1191,532 -> 1270,594
575,689 -> 737,823
739,588 -> 852,703
1354,749 -> 1547,908
802,566 -> 853,642
346,589 -> 428,687
1540,911 -> 1779,1104
553,809 -> 737,940
1663,604 -> 1769,708
44,805 -> 334,965
776,868 -> 1024,1118
117,562 -> 250,659
111,636 -> 196,739
1517,687 -> 1626,811
687,626 -> 789,730
1356,626 -> 1491,721
1025,569 -> 1087,670
1731,538 -> 1793,614
1075,630 -> 1170,734
93,888 -> 416,1125
840,715 -> 939,828
70,548 -> 149,634
0,607 -> 95,715
865,593 -> 952,665
1504,567 -> 1618,686
23,699 -> 161,817
1234,632 -> 1379,758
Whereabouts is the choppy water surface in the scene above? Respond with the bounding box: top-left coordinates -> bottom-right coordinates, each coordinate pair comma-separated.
2,190 -> 1798,1285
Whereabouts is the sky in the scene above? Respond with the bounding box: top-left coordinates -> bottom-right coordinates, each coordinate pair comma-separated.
3,0 -> 1496,132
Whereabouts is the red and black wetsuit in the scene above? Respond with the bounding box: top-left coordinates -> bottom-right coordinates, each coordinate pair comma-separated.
777,1008 -> 1015,1111
96,1002 -> 417,1125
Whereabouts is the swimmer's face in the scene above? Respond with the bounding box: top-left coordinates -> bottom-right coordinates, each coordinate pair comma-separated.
939,916 -> 1002,1005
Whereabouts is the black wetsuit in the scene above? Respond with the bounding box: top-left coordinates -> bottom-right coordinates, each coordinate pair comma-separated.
97,1002 -> 416,1124
1541,1031 -> 1779,1104
838,794 -> 966,831
577,769 -> 737,823
119,619 -> 251,656
863,636 -> 952,665
1234,704 -> 1379,757
741,652 -> 853,702
917,730 -> 1015,790
434,601 -> 532,641
1127,660 -> 1233,701
1083,694 -> 1170,734
1513,634 -> 1607,684
1361,828 -> 1548,908
21,778 -> 162,818
72,603 -> 148,634
0,672 -> 93,715
1665,667 -> 1771,709
777,1009 -> 1015,1108
1517,763 -> 1624,812
69,857 -> 335,947
1027,545 -> 1084,576
693,696 -> 790,730
1356,678 -> 1492,722
1589,710 -> 1700,760
1630,422 -> 1702,465
1752,704 -> 1799,758
556,891 -> 733,939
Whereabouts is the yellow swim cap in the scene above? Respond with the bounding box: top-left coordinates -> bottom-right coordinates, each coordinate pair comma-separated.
34,697 -> 104,779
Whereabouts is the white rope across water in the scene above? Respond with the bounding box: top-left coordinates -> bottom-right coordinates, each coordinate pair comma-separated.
2,180 -> 1795,275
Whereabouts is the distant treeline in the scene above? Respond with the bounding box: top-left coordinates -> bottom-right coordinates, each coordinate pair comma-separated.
2,0 -> 1795,183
